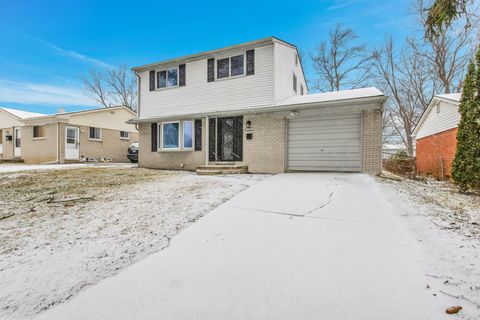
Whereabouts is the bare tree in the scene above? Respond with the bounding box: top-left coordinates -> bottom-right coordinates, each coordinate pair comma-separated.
82,65 -> 137,110
373,38 -> 428,156
310,23 -> 373,92
412,0 -> 476,94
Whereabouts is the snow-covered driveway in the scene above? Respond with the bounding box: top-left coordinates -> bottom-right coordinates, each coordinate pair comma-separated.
36,173 -> 453,320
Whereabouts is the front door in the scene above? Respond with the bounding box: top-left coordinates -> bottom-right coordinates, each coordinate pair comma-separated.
13,127 -> 21,157
209,116 -> 243,162
65,126 -> 80,160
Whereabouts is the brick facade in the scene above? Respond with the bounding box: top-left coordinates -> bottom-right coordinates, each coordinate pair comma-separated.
138,109 -> 383,175
362,110 -> 383,175
416,127 -> 458,180
21,123 -> 138,164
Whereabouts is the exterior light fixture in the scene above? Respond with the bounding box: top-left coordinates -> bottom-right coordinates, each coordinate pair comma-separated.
290,111 -> 298,117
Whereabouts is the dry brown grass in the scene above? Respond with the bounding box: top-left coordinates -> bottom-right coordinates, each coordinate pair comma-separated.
0,167 -> 167,219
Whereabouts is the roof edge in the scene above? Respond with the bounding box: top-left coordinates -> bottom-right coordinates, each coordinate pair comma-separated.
132,37 -> 277,72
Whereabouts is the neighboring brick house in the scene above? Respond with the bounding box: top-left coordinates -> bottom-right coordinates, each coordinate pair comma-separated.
412,93 -> 461,180
2,106 -> 138,164
129,37 -> 386,174
0,107 -> 47,161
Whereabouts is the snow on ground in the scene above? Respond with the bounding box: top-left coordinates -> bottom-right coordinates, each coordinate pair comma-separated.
0,169 -> 264,320
34,173 -> 458,320
379,177 -> 480,320
0,162 -> 135,173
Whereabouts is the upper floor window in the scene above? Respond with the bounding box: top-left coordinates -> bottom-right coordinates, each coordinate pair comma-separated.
295,55 -> 299,66
157,68 -> 178,89
217,54 -> 245,79
33,125 -> 46,138
89,127 -> 102,140
120,131 -> 129,139
436,103 -> 441,113
300,85 -> 304,95
293,74 -> 297,93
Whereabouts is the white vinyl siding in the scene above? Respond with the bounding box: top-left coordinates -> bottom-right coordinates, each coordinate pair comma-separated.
416,100 -> 460,139
139,45 -> 275,119
288,113 -> 362,172
274,42 -> 307,103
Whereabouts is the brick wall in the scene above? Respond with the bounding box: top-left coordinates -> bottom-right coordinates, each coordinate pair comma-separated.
362,109 -> 383,175
416,127 -> 458,180
138,113 -> 286,173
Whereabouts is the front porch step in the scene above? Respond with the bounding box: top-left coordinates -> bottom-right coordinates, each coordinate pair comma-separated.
196,165 -> 248,175
0,158 -> 24,163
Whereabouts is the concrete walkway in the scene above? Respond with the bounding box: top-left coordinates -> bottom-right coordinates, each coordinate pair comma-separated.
36,173 -> 450,320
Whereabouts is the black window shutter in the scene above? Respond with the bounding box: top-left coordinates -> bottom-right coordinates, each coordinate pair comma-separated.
179,64 -> 186,86
207,58 -> 215,82
233,116 -> 243,161
194,119 -> 202,151
151,123 -> 158,152
149,70 -> 155,91
246,49 -> 255,75
208,118 -> 216,161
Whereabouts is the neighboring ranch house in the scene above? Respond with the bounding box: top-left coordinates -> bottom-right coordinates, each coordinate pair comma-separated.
0,107 -> 47,161
412,93 -> 461,180
2,106 -> 138,164
130,37 -> 386,174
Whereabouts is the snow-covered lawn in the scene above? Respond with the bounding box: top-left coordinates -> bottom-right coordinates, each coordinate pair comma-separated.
379,177 -> 480,320
0,167 -> 264,320
33,173 -> 468,320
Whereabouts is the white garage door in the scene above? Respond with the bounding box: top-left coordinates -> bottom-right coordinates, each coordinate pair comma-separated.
288,113 -> 362,172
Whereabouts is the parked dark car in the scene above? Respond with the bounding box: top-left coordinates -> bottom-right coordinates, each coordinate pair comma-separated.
127,142 -> 139,163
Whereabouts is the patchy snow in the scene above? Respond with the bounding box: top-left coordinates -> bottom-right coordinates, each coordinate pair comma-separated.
0,170 -> 262,320
0,163 -> 135,173
34,173 -> 458,320
276,87 -> 384,106
379,178 -> 480,320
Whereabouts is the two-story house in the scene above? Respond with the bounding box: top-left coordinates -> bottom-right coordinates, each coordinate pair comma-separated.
130,37 -> 385,174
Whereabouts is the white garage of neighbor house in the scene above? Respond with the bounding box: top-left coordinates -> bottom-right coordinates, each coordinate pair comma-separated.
130,37 -> 385,174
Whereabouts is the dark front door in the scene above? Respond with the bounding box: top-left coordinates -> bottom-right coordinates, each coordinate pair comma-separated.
209,116 -> 243,161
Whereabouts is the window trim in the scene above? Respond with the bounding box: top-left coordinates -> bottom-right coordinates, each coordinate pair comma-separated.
158,120 -> 197,152
182,120 -> 194,150
32,125 -> 46,139
89,127 -> 102,141
156,67 -> 179,90
160,121 -> 181,150
120,131 -> 130,140
215,52 -> 246,81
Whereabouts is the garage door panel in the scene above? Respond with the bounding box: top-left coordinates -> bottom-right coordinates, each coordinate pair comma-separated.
288,113 -> 362,172
289,134 -> 360,141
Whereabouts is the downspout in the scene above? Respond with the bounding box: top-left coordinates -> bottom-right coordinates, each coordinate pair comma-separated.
134,71 -> 141,117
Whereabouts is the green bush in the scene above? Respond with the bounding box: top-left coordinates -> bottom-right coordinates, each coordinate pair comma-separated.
452,48 -> 480,191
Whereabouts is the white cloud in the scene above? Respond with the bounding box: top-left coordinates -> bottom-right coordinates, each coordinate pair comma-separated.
32,37 -> 114,69
0,79 -> 98,106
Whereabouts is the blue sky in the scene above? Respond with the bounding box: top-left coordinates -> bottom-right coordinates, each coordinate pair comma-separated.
0,0 -> 414,114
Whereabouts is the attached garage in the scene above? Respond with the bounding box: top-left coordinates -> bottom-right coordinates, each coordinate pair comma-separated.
287,112 -> 362,172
